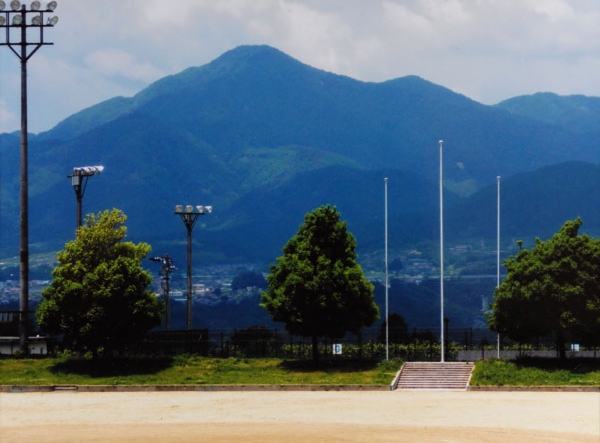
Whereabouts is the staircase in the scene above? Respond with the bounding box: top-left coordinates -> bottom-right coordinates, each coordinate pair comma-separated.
394,362 -> 474,390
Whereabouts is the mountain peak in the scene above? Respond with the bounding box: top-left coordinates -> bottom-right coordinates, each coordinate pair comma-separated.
216,44 -> 295,64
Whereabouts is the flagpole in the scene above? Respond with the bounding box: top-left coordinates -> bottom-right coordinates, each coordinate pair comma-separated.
496,175 -> 501,358
439,140 -> 445,363
384,177 -> 389,361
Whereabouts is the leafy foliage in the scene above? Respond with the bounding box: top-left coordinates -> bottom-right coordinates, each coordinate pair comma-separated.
487,218 -> 600,356
35,209 -> 163,357
261,205 -> 379,360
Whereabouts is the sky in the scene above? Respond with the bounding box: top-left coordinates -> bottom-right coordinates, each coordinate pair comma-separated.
1,0 -> 600,134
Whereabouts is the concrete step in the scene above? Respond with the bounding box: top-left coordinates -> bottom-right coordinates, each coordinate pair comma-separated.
394,362 -> 474,390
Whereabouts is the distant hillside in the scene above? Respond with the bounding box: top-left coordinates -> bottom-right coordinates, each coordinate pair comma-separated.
496,92 -> 600,135
446,161 -> 600,241
1,45 -> 599,265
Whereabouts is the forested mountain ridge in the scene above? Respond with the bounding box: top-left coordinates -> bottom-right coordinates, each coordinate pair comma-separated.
1,45 -> 598,265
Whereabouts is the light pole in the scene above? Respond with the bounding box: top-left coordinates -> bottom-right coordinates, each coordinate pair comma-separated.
150,254 -> 176,330
175,204 -> 212,330
439,139 -> 445,362
0,0 -> 59,354
68,165 -> 104,228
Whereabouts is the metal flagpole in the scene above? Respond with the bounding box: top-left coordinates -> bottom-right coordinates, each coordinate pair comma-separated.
439,140 -> 445,363
497,175 -> 501,358
384,177 -> 389,361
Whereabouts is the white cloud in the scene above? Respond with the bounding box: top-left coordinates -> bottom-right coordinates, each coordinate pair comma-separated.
527,0 -> 574,22
84,49 -> 165,83
0,99 -> 18,134
2,0 -> 600,133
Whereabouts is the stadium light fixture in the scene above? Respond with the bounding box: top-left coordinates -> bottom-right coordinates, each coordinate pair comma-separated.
175,204 -> 212,330
150,254 -> 176,330
68,166 -> 104,229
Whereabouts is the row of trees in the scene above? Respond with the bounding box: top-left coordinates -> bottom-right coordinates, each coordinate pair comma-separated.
35,206 -> 599,360
35,206 -> 379,359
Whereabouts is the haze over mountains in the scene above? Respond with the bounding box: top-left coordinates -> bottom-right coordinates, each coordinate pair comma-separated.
1,45 -> 599,266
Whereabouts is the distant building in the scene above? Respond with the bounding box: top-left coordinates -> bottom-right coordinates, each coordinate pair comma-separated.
0,336 -> 48,355
405,259 -> 433,276
450,244 -> 472,254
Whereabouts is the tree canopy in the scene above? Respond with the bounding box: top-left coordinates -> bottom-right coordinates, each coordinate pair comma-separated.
260,205 -> 379,360
36,209 -> 163,357
487,218 -> 600,357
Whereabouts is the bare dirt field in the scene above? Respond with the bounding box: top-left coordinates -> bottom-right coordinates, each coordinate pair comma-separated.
1,390 -> 599,442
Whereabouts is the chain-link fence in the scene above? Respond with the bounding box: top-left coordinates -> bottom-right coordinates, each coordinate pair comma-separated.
3,312 -> 597,360
141,326 -> 599,361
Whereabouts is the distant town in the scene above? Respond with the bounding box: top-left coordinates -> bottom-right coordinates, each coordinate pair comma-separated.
1,238 -> 509,311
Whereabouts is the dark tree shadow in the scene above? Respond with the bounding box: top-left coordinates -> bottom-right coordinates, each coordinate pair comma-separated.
280,358 -> 379,372
515,357 -> 600,374
50,356 -> 174,378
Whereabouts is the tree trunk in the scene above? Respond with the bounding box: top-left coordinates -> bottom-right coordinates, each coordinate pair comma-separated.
312,334 -> 320,362
556,331 -> 566,359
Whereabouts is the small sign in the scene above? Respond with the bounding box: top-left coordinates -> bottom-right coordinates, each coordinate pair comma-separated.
332,343 -> 342,355
571,343 -> 580,351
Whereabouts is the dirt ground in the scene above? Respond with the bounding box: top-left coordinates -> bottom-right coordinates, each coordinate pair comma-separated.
1,390 -> 599,443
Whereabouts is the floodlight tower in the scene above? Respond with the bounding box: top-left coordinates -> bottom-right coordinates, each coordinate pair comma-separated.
150,254 -> 176,330
0,0 -> 59,354
68,165 -> 104,228
175,205 -> 212,330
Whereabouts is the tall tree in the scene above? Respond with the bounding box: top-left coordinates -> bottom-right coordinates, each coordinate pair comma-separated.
487,218 -> 600,357
261,205 -> 379,361
36,209 -> 163,357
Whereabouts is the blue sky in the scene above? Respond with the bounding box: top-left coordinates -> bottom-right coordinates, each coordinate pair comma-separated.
1,0 -> 600,134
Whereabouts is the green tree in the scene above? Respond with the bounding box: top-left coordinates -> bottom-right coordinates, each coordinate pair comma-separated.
36,209 -> 163,357
487,218 -> 600,357
261,205 -> 379,361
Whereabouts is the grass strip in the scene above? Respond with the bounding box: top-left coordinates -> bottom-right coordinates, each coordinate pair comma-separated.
470,358 -> 600,386
0,356 -> 401,386
3,356 -> 599,387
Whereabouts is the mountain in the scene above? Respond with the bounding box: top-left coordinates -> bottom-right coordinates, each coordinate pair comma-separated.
496,92 -> 600,135
1,45 -> 599,266
39,45 -> 600,183
446,161 -> 600,241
